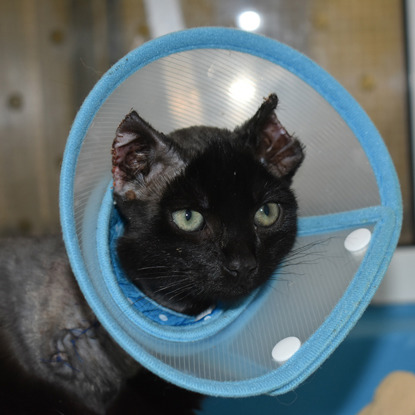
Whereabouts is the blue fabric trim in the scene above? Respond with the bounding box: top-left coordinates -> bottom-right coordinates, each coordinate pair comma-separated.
297,206 -> 394,236
132,204 -> 399,398
270,205 -> 400,395
59,28 -> 402,397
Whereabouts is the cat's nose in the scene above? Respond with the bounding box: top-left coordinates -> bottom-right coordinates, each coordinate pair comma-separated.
224,255 -> 257,278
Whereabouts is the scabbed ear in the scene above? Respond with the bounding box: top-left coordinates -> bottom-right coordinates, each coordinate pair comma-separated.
112,111 -> 182,200
238,94 -> 304,181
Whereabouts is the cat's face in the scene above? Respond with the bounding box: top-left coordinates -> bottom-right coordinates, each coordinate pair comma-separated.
112,94 -> 304,315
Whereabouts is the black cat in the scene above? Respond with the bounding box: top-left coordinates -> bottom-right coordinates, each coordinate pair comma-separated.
113,93 -> 304,315
0,93 -> 303,414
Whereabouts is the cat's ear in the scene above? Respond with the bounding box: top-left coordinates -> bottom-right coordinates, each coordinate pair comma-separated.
238,94 -> 304,181
112,111 -> 183,200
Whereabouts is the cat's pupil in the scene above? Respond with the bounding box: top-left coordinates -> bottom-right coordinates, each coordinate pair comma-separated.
185,209 -> 192,221
262,204 -> 270,216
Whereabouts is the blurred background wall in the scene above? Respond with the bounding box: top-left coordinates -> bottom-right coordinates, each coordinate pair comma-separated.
0,0 -> 412,243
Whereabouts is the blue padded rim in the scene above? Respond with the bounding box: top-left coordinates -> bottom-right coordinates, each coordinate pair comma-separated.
59,27 -> 402,397
134,204 -> 398,397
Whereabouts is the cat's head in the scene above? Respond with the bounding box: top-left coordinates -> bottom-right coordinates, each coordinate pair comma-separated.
112,94 -> 304,315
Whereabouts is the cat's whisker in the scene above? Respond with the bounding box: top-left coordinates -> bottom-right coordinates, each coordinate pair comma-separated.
150,276 -> 195,296
133,274 -> 185,281
131,271 -> 192,282
162,280 -> 199,302
136,265 -> 170,272
279,238 -> 331,268
157,280 -> 196,297
167,287 -> 197,304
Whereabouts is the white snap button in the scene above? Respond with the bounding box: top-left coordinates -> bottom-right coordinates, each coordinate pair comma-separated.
344,228 -> 372,253
159,314 -> 168,322
272,336 -> 301,363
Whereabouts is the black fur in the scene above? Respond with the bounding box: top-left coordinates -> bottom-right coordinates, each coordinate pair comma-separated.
114,94 -> 304,315
0,94 -> 303,414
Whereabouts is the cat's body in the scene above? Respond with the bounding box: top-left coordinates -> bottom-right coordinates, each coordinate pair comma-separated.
0,94 -> 303,414
0,236 -> 202,414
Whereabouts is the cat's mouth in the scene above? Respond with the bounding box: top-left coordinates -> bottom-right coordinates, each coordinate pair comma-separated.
134,279 -> 215,316
208,279 -> 259,302
133,269 -> 261,317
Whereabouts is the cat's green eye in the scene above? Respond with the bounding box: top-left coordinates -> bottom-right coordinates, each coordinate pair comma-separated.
172,209 -> 204,232
254,203 -> 281,227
